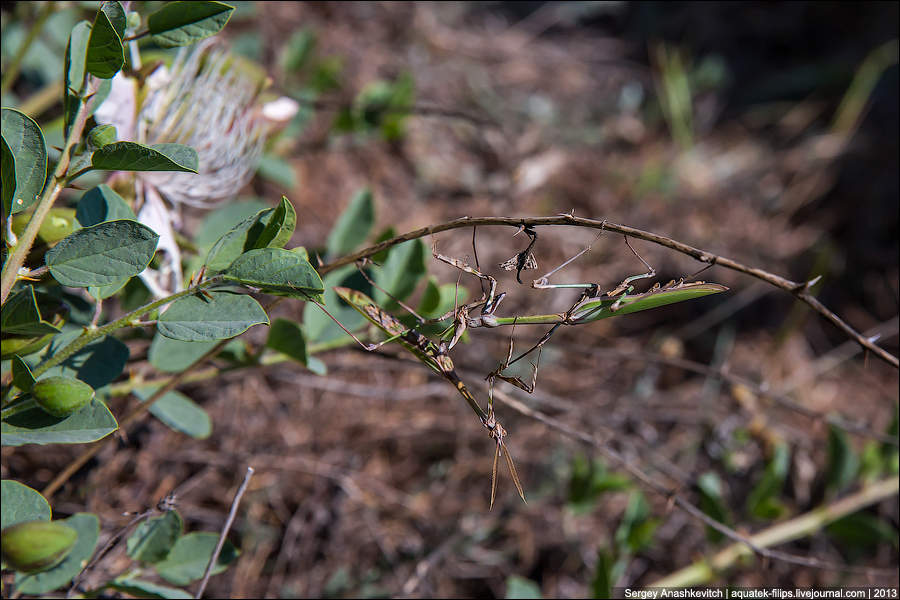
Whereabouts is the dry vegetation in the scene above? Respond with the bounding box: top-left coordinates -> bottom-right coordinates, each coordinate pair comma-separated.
4,2 -> 898,597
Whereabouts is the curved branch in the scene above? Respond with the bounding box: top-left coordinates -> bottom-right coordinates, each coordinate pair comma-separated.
317,215 -> 898,369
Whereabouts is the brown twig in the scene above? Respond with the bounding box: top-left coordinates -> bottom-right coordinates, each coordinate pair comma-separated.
195,466 -> 254,599
316,215 -> 899,368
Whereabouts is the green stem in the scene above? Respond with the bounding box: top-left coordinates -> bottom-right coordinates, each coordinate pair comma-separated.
0,77 -> 100,305
651,476 -> 899,587
0,2 -> 56,95
30,277 -> 223,380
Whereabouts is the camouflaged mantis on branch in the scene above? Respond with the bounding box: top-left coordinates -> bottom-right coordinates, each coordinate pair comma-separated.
334,286 -> 526,509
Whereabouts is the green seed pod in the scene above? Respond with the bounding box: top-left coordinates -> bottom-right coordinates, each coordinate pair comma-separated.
1,520 -> 78,573
32,376 -> 94,418
87,124 -> 117,149
11,208 -> 78,246
0,333 -> 56,360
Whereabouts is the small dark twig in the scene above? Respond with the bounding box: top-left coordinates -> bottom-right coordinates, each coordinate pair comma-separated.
195,466 -> 254,599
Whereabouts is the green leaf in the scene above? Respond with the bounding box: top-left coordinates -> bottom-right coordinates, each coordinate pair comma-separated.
86,2 -> 125,79
373,239 -> 426,306
76,184 -> 136,226
1,136 -> 15,217
203,208 -> 271,273
127,511 -> 183,563
303,265 -> 370,343
326,188 -> 374,259
256,154 -> 297,189
223,248 -> 323,298
157,292 -> 268,341
1,287 -> 61,336
1,481 -> 51,530
148,335 -> 219,373
46,219 -> 159,287
154,532 -> 239,586
136,389 -> 212,439
88,276 -> 132,301
148,1 -> 235,48
826,424 -> 859,494
826,512 -> 899,551
370,226 -> 396,264
15,513 -> 100,595
108,578 -> 192,599
100,1 -> 126,39
266,318 -> 307,365
746,442 -> 790,519
91,142 -> 198,173
1,108 -> 47,215
2,399 -> 118,446
254,196 -> 296,249
195,200 -> 269,249
64,21 -> 91,96
42,331 -> 129,389
12,356 -> 37,392
615,491 -> 659,553
590,550 -> 621,599
697,472 -> 730,543
504,575 -> 542,599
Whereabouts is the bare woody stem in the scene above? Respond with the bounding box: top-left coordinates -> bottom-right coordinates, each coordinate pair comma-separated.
0,77 -> 101,305
317,215 -> 899,369
651,476 -> 900,587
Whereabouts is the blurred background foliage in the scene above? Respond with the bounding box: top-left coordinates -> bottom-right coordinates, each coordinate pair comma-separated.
2,1 -> 897,597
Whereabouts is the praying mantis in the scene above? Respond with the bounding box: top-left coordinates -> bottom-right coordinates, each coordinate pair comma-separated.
329,226 -> 727,507
334,286 -> 526,509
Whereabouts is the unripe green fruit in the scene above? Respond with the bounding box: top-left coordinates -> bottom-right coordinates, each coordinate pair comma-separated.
0,333 -> 56,360
1,520 -> 78,573
11,208 -> 79,246
32,376 -> 94,418
87,124 -> 117,148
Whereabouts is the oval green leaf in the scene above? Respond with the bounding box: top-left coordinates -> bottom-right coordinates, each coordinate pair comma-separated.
76,184 -> 136,226
91,142 -> 198,173
127,510 -> 183,564
42,331 -> 129,390
1,108 -> 47,215
373,238 -> 426,306
223,248 -> 323,298
63,20 -> 92,135
1,399 -> 118,447
148,1 -> 235,48
15,513 -> 100,595
157,292 -> 268,341
108,578 -> 193,600
154,532 -> 239,586
136,388 -> 212,439
86,3 -> 124,79
1,287 -> 62,336
148,335 -> 219,373
1,481 -> 51,530
266,318 -> 307,365
45,219 -> 159,287
326,188 -> 373,259
1,135 -> 15,216
254,196 -> 296,249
